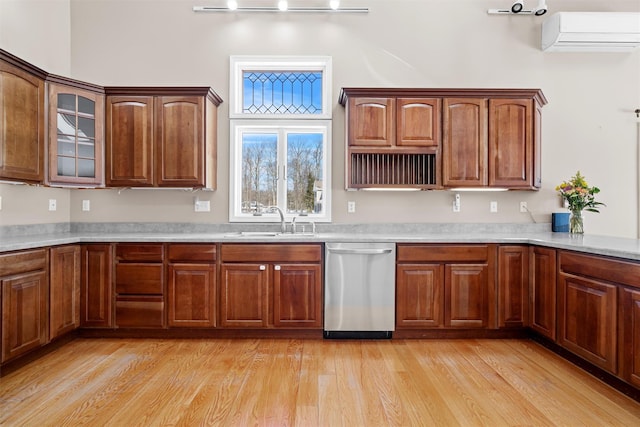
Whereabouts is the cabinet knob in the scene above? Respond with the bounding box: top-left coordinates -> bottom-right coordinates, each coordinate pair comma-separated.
259,265 -> 266,271
274,265 -> 281,271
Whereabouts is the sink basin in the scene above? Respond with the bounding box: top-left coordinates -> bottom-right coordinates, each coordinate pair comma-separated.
224,231 -> 317,238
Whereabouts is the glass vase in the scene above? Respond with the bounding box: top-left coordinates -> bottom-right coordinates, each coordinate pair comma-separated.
570,209 -> 584,234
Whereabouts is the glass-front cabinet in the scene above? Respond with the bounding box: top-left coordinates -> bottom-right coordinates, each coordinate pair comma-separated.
48,80 -> 104,186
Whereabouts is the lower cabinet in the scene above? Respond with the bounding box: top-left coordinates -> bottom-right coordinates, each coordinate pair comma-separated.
220,244 -> 323,329
558,251 -> 618,374
497,246 -> 529,328
619,287 -> 640,388
529,246 -> 556,340
114,244 -> 164,328
81,244 -> 113,328
396,244 -> 496,329
167,244 -> 217,328
0,249 -> 49,363
49,245 -> 81,340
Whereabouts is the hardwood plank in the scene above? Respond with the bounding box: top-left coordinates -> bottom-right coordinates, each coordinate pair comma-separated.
1,338 -> 639,426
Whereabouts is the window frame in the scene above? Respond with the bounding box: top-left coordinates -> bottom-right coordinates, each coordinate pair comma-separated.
228,56 -> 333,223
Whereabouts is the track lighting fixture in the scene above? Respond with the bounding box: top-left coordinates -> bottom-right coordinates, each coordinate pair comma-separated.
533,0 -> 548,16
511,1 -> 524,13
193,1 -> 369,13
487,0 -> 549,16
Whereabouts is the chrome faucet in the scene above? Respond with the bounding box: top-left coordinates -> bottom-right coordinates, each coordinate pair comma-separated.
268,206 -> 286,233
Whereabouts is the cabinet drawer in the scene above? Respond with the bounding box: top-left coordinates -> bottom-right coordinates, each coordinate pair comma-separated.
221,244 -> 322,263
0,249 -> 48,276
397,244 -> 489,263
168,244 -> 217,262
116,264 -> 163,294
559,251 -> 640,290
116,296 -> 164,328
116,244 -> 164,262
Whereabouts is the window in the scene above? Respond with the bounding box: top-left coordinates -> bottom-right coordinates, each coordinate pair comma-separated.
229,56 -> 332,223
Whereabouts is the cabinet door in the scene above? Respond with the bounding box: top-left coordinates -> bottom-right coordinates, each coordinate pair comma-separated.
445,263 -> 489,328
0,61 -> 45,182
396,98 -> 440,147
220,264 -> 269,328
498,246 -> 529,328
347,97 -> 395,146
558,272 -> 617,373
619,287 -> 640,388
48,83 -> 104,185
50,245 -> 81,340
396,264 -> 444,328
1,270 -> 48,363
273,263 -> 322,328
530,246 -> 557,340
105,96 -> 154,186
156,96 -> 204,187
442,98 -> 488,187
168,263 -> 216,328
81,244 -> 113,328
489,99 -> 533,188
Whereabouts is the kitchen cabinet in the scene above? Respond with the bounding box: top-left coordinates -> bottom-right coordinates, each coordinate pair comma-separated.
220,244 -> 322,329
105,87 -> 222,189
558,251 -> 618,374
619,287 -> 640,388
396,244 -> 496,329
340,89 -> 440,189
81,244 -> 113,328
497,245 -> 529,328
0,50 -> 46,183
47,77 -> 105,186
49,245 -> 80,340
443,96 -> 542,189
114,244 -> 164,328
167,244 -> 217,328
0,249 -> 49,363
529,246 -> 557,340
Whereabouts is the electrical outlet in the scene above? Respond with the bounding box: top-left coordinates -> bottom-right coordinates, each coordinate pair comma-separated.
347,201 -> 356,213
452,194 -> 461,212
490,201 -> 498,213
194,200 -> 211,212
48,199 -> 57,211
82,200 -> 91,211
520,201 -> 528,213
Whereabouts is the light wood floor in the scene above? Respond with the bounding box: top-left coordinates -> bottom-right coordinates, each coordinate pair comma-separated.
1,338 -> 639,426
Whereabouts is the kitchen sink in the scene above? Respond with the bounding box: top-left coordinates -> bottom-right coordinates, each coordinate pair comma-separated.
224,231 -> 317,238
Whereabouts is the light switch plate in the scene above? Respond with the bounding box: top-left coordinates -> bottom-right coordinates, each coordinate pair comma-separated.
49,199 -> 57,211
490,201 -> 498,213
82,200 -> 91,211
194,200 -> 211,212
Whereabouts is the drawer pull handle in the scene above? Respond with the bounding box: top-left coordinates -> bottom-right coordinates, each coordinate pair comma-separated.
274,265 -> 281,271
259,265 -> 266,270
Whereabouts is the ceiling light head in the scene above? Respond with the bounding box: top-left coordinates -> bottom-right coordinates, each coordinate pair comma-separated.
511,0 -> 524,13
330,0 -> 340,10
278,0 -> 288,11
227,0 -> 238,10
533,0 -> 548,16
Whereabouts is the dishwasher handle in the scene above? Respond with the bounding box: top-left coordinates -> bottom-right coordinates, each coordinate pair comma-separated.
327,248 -> 393,255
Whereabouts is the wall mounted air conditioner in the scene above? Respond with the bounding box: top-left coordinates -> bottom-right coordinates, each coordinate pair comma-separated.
542,12 -> 640,52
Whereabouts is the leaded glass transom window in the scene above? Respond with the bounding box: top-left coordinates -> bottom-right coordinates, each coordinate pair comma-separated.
243,71 -> 323,115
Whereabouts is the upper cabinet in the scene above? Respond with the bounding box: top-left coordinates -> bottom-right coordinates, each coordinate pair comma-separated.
47,76 -> 105,186
105,87 -> 222,189
0,50 -> 46,183
340,88 -> 546,191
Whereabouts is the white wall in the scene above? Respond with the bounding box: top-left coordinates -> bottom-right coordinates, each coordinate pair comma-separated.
2,0 -> 639,238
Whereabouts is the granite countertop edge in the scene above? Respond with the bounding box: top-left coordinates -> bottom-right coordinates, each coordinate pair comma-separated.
3,230 -> 640,262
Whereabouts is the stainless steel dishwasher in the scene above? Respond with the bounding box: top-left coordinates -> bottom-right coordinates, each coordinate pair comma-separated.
324,242 -> 396,339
